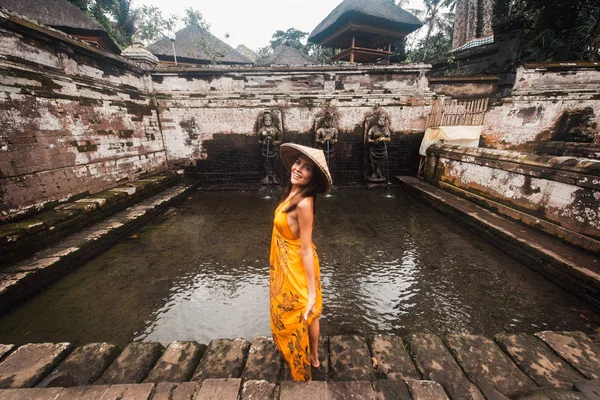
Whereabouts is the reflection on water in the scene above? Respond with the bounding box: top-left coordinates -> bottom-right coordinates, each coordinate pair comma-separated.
0,190 -> 598,346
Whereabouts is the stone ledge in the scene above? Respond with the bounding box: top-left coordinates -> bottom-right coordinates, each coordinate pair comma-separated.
398,176 -> 600,307
0,332 -> 599,399
0,172 -> 181,268
426,144 -> 600,182
0,181 -> 197,316
437,181 -> 600,254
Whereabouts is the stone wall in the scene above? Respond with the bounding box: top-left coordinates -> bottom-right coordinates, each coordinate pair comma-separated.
152,65 -> 433,186
0,13 -> 167,220
424,145 -> 600,243
481,63 -> 600,149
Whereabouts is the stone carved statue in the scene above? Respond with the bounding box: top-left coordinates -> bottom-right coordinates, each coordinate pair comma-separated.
365,111 -> 391,183
315,111 -> 338,165
257,110 -> 283,184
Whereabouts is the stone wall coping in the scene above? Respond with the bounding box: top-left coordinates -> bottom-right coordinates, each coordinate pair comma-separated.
428,75 -> 500,83
427,144 -> 600,178
0,9 -> 143,74
521,61 -> 600,71
151,63 -> 432,75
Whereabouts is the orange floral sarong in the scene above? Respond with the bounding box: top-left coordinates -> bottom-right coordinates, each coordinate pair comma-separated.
270,200 -> 323,381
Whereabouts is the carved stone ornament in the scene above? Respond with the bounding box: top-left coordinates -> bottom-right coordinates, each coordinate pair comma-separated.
314,110 -> 338,165
364,110 -> 391,183
257,110 -> 283,185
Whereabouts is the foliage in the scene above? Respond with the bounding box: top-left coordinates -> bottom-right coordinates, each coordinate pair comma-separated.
269,28 -> 308,50
406,31 -> 452,62
417,0 -> 455,61
65,1 -> 211,49
404,0 -> 454,63
182,7 -> 209,30
494,0 -> 600,61
255,46 -> 273,65
134,6 -> 177,45
306,43 -> 333,64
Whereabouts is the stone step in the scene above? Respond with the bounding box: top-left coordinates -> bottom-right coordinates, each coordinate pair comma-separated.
191,338 -> 250,381
329,335 -> 374,381
494,333 -> 585,389
397,176 -> 600,308
404,333 -> 484,400
241,336 -> 282,383
406,379 -> 450,400
96,342 -> 164,385
535,331 -> 600,380
444,333 -> 537,397
145,341 -> 205,383
0,180 -> 197,316
0,377 -> 598,399
0,343 -> 73,389
0,332 -> 599,398
0,172 -> 181,268
371,335 -> 420,381
37,342 -> 120,387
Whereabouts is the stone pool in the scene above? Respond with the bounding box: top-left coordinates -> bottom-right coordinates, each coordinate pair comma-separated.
0,189 -> 598,346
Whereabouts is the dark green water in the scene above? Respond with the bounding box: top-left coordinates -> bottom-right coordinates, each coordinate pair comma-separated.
0,189 -> 598,346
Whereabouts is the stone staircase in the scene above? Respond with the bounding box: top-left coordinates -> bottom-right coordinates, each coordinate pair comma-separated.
0,173 -> 198,316
0,332 -> 599,399
398,176 -> 600,309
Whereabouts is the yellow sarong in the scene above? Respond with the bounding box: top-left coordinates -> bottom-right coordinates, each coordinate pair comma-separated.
270,200 -> 323,381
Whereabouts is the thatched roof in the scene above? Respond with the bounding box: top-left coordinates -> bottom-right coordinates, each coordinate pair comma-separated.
0,0 -> 120,53
148,25 -> 253,65
263,45 -> 318,65
308,0 -> 422,44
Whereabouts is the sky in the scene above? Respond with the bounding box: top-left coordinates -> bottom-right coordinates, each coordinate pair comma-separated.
136,0 -> 426,51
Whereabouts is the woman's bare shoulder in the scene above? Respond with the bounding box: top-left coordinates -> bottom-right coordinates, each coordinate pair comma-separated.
296,196 -> 313,211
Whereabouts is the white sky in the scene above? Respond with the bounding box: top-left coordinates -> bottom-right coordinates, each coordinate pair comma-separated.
135,0 -> 426,51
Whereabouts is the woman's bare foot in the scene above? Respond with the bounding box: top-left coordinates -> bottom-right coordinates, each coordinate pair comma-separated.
310,357 -> 320,368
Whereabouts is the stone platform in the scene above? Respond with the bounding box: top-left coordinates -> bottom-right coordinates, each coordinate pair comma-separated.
0,178 -> 198,316
0,331 -> 599,399
397,176 -> 600,309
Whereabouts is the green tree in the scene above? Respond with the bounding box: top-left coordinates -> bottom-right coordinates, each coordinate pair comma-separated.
182,7 -> 210,29
406,31 -> 452,62
418,0 -> 455,61
494,0 -> 600,61
134,6 -> 178,45
269,28 -> 308,49
66,0 -> 136,48
255,46 -> 273,64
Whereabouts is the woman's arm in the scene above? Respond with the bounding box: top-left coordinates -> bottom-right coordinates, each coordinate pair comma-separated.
296,197 -> 317,321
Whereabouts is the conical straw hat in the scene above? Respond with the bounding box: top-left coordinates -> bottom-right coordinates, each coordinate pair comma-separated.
280,143 -> 333,194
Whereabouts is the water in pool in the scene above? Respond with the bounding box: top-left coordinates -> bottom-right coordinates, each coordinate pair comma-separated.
0,189 -> 598,346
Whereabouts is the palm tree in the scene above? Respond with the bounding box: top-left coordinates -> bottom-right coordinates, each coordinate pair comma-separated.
420,0 -> 456,61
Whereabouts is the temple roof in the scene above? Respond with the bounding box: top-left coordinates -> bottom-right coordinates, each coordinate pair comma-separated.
308,0 -> 422,44
148,25 -> 253,65
0,0 -> 120,53
263,45 -> 318,65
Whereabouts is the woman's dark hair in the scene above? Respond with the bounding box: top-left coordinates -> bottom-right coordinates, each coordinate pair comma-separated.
280,158 -> 323,215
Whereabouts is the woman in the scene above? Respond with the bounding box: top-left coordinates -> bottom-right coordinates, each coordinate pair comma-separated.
270,143 -> 332,381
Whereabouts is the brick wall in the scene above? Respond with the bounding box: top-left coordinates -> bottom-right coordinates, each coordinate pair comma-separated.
152,66 -> 432,185
424,145 -> 600,242
0,16 -> 167,220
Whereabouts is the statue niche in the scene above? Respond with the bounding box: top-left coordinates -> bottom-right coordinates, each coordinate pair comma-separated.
314,111 -> 338,166
257,110 -> 283,185
364,111 -> 391,183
